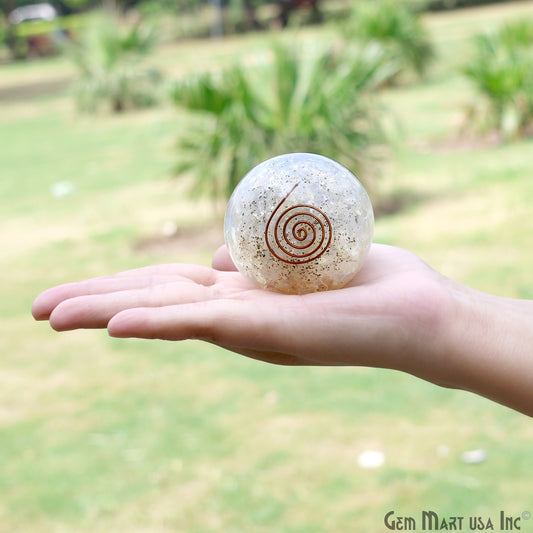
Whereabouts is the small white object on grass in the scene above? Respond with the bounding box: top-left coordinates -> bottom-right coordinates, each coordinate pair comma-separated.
357,450 -> 386,469
161,220 -> 178,237
50,181 -> 75,198
460,449 -> 487,464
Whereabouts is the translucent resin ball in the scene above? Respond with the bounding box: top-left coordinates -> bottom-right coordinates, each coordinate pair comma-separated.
224,153 -> 374,294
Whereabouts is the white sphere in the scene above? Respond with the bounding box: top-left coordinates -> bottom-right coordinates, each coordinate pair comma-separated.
224,153 -> 374,294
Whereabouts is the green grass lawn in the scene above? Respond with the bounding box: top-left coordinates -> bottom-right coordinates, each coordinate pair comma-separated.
1,2 -> 533,532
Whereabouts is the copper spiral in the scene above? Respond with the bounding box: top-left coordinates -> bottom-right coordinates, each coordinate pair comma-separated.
265,183 -> 332,264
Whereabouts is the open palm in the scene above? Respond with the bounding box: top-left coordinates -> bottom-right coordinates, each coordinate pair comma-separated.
33,243 -> 533,416
33,244 -> 452,382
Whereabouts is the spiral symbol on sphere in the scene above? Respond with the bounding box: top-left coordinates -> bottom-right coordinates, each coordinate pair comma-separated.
265,183 -> 332,264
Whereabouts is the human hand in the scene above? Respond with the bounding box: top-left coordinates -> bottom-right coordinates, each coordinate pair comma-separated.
32,244 -> 454,384
33,242 -> 533,415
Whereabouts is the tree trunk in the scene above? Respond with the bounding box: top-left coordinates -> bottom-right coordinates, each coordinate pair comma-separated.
210,0 -> 224,37
242,0 -> 261,30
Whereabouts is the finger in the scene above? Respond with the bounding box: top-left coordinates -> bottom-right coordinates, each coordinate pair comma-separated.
32,265 -> 219,320
107,301 -> 267,344
32,275 -> 183,320
212,245 -> 238,272
113,263 -> 218,284
48,281 -> 216,331
107,298 -> 314,357
109,302 -> 298,364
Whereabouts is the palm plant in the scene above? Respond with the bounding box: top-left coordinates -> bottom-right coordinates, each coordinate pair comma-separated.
464,20 -> 533,140
342,0 -> 434,81
69,14 -> 161,113
171,41 -> 394,202
498,18 -> 533,48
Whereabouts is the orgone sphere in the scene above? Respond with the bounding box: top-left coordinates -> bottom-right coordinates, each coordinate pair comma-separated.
224,153 -> 374,294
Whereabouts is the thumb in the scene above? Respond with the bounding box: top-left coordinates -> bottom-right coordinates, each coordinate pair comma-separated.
212,245 -> 238,271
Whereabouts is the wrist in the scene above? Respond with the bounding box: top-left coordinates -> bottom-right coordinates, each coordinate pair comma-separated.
439,283 -> 533,416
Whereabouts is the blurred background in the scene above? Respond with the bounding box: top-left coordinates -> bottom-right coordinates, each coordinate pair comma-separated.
1,0 -> 533,531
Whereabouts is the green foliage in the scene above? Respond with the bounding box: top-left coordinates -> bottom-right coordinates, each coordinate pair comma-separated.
0,13 -> 9,49
497,18 -> 533,48
10,14 -> 84,38
464,19 -> 533,140
171,41 -> 395,201
342,0 -> 434,80
68,14 -> 161,113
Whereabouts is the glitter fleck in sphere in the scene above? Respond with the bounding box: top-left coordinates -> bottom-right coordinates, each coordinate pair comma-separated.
224,153 -> 374,294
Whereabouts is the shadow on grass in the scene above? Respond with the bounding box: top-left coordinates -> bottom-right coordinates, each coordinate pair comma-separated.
374,189 -> 427,218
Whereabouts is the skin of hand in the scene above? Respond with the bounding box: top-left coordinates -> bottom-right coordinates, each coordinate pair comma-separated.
32,244 -> 533,417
